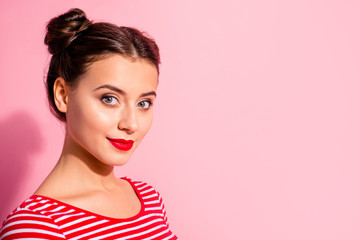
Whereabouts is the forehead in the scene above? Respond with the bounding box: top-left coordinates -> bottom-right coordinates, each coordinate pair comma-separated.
77,54 -> 158,92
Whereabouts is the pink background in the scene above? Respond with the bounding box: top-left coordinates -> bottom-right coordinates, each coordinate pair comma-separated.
1,0 -> 360,239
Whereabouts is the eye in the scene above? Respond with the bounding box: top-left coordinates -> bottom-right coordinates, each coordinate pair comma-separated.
101,95 -> 118,105
137,100 -> 152,109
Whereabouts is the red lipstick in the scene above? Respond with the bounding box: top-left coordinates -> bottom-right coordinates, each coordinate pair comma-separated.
107,138 -> 134,151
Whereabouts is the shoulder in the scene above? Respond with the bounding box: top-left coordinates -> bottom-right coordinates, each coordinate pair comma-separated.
122,176 -> 163,201
0,196 -> 66,239
123,177 -> 177,239
123,176 -> 169,220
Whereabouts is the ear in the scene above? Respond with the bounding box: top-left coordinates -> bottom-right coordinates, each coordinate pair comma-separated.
53,77 -> 69,113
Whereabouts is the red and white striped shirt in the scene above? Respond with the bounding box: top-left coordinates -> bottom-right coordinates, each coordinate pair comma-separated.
0,177 -> 177,240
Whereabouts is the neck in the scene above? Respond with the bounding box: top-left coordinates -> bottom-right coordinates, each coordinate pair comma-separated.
50,131 -> 119,193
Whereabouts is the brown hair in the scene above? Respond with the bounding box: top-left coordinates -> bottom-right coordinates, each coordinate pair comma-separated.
44,8 -> 160,122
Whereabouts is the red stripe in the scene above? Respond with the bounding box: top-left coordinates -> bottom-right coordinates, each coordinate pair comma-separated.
0,177 -> 177,240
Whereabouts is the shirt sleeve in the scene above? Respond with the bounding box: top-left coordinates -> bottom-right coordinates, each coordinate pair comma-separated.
0,209 -> 66,240
153,188 -> 170,227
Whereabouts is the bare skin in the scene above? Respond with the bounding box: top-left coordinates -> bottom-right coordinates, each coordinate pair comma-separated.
35,55 -> 158,219
34,136 -> 142,219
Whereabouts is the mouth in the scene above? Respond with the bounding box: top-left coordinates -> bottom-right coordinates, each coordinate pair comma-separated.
107,138 -> 134,151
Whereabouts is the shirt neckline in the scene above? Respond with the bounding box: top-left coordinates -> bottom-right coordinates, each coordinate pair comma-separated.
31,176 -> 145,222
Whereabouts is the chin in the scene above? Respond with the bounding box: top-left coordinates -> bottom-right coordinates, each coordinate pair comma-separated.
112,159 -> 131,166
94,143 -> 139,167
104,152 -> 133,167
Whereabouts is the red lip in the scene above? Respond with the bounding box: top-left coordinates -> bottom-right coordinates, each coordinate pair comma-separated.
107,138 -> 134,151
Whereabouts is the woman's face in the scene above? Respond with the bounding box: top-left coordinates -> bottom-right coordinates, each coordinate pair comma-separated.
64,54 -> 158,166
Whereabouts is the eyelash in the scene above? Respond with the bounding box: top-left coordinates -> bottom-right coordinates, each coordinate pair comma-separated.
100,95 -> 153,110
101,95 -> 118,105
137,100 -> 153,110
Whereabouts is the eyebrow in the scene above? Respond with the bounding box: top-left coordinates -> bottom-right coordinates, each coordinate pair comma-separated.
93,84 -> 156,98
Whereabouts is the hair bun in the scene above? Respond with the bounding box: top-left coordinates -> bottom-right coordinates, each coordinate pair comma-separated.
44,8 -> 92,55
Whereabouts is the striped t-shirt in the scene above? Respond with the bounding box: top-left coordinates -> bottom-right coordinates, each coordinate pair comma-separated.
0,177 -> 177,240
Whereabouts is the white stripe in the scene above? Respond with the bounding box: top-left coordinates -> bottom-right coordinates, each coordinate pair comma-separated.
142,228 -> 170,240
5,213 -> 49,222
21,203 -> 38,210
142,193 -> 158,200
1,220 -> 59,232
55,212 -> 85,222
140,188 -> 154,195
133,182 -> 144,186
14,238 -> 50,240
162,233 -> 176,240
50,206 -> 67,212
90,219 -> 164,240
120,224 -> 167,240
136,184 -> 149,190
63,219 -> 109,235
49,209 -> 75,218
70,213 -> 163,240
144,200 -> 160,205
145,207 -> 162,211
58,216 -> 96,229
33,203 -> 53,211
22,200 -> 49,210
0,229 -> 65,239
42,206 -> 66,214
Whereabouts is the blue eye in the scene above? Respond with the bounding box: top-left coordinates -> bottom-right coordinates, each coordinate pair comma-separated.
101,96 -> 118,105
137,100 -> 152,109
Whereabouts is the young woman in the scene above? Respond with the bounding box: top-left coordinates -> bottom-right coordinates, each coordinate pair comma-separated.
0,8 -> 177,240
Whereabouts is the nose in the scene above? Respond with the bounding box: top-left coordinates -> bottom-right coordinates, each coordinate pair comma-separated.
118,106 -> 138,134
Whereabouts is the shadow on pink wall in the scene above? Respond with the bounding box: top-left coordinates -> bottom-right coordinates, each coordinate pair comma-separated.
0,112 -> 42,220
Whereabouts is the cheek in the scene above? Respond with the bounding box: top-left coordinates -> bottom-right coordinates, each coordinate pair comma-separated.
66,100 -> 85,133
138,111 -> 154,137
66,97 -> 115,138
